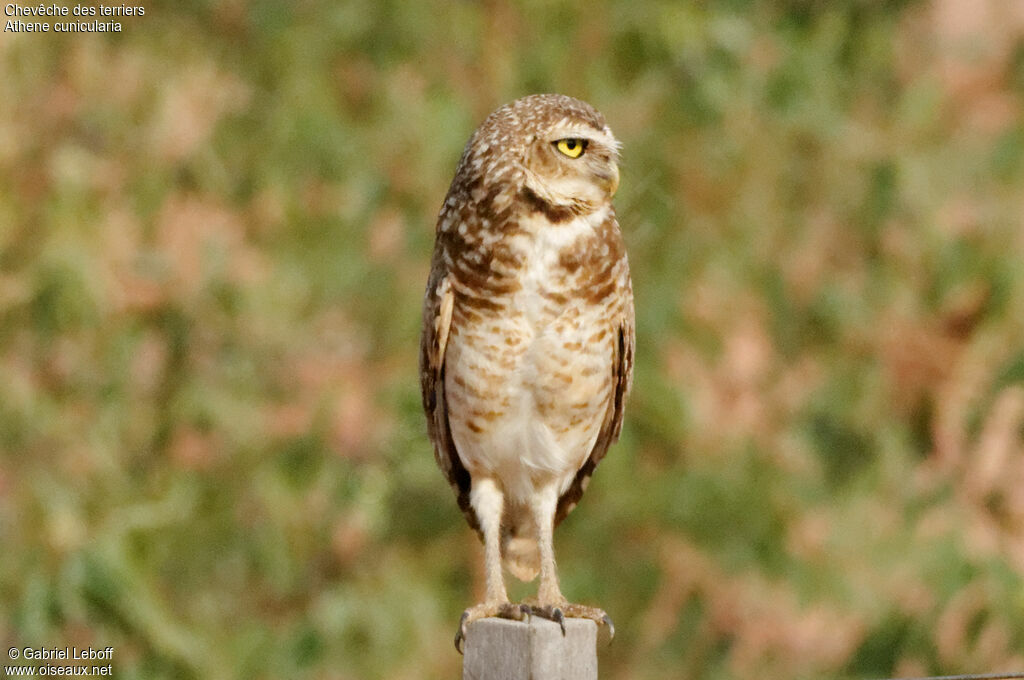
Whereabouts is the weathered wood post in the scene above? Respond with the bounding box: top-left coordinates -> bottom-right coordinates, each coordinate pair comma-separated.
462,617 -> 598,680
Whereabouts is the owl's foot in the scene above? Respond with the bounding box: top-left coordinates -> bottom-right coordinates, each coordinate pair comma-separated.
522,601 -> 615,641
454,601 -> 528,654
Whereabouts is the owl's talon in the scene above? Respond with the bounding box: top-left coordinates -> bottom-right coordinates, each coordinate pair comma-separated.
453,601 -> 527,654
521,604 -> 566,635
454,611 -> 470,653
602,613 -> 615,642
553,607 -> 566,635
538,602 -> 614,644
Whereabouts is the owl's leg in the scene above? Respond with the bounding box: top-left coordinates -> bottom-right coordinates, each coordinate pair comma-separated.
455,478 -> 525,653
533,484 -> 565,607
476,477 -> 509,605
523,484 -> 615,640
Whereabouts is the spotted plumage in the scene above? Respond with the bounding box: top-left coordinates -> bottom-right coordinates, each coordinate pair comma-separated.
420,94 -> 634,651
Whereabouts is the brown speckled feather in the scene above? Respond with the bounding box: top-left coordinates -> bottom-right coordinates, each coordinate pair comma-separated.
554,295 -> 634,527
420,253 -> 479,534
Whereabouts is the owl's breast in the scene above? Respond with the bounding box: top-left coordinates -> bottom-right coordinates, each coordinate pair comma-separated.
443,208 -> 625,501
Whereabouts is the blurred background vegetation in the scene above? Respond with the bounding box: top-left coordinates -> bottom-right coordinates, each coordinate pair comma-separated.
2,0 -> 1024,678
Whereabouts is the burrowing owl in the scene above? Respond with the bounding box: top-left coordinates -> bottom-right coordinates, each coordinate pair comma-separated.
420,94 -> 634,651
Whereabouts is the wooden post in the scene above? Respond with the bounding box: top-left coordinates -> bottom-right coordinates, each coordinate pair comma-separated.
462,617 -> 598,680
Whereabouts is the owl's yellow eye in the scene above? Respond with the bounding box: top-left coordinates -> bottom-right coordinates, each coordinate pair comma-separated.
555,138 -> 587,158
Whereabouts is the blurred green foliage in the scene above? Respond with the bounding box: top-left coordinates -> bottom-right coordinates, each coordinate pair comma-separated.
2,1 -> 1024,678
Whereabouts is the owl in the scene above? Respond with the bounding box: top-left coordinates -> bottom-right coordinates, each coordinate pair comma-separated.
420,94 -> 634,652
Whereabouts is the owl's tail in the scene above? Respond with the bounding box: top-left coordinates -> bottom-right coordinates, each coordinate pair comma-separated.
500,511 -> 540,582
502,536 -> 540,582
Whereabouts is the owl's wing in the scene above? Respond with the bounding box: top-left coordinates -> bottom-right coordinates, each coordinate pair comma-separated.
555,286 -> 635,527
420,263 -> 480,534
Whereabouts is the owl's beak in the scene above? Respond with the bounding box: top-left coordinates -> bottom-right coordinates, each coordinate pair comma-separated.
600,163 -> 620,197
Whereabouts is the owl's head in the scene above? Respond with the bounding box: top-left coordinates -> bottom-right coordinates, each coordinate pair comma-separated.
461,94 -> 621,219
